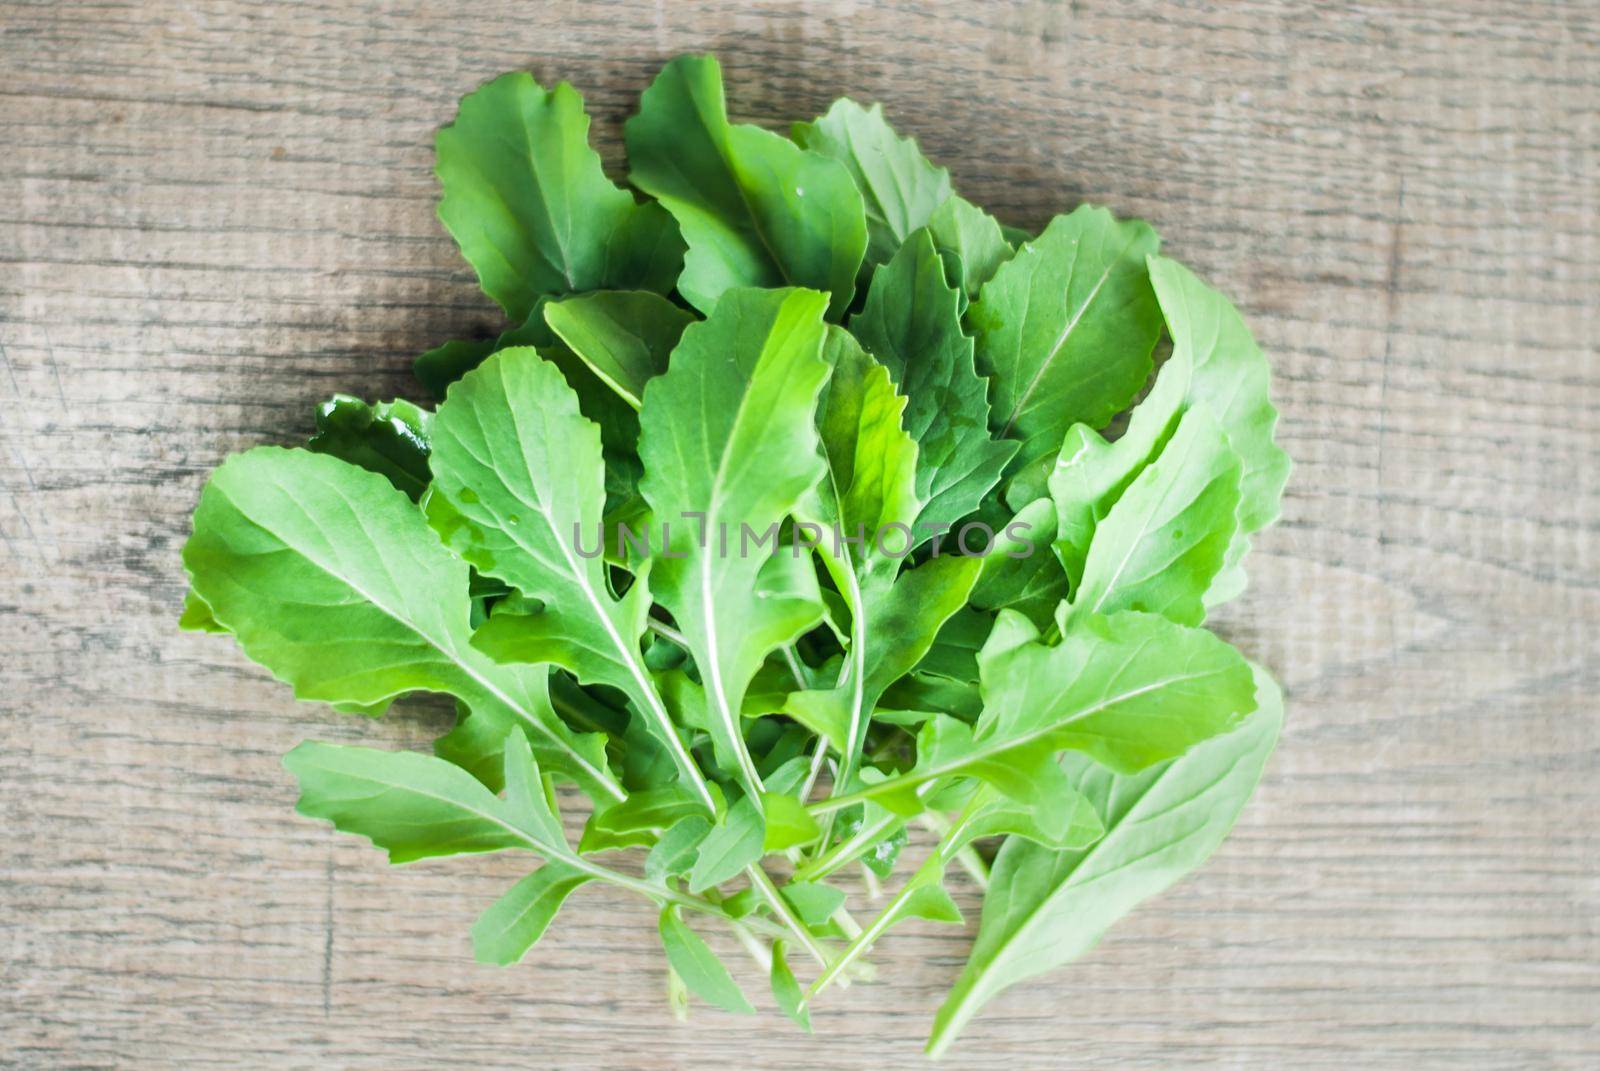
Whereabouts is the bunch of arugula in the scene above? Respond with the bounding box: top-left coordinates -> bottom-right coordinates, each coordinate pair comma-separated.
181,54 -> 1289,1054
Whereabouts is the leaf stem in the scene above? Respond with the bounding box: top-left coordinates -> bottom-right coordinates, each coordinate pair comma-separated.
745,864 -> 830,968
806,795 -> 985,1001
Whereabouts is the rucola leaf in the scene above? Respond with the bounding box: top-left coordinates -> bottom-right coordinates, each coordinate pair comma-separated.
793,98 -> 952,270
626,54 -> 867,319
971,205 -> 1163,465
927,667 -> 1283,1055
813,609 -> 1258,815
637,288 -> 831,802
1050,255 -> 1291,606
472,862 -> 591,965
850,230 -> 1018,532
307,395 -> 433,502
542,290 -> 694,408
1064,406 -> 1243,626
182,448 -> 619,802
426,346 -> 714,811
436,71 -> 682,322
658,905 -> 755,1015
924,195 -> 1013,300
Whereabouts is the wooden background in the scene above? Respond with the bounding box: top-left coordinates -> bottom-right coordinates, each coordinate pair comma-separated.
3,1 -> 1596,1067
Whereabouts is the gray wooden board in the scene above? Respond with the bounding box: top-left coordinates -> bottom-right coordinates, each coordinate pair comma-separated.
2,1 -> 1596,1067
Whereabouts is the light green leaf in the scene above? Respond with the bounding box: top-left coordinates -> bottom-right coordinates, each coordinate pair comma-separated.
1067,406 -> 1242,626
762,792 -> 822,851
579,785 -> 713,854
427,346 -> 713,810
850,230 -> 1018,531
307,395 -> 433,502
971,206 -> 1163,464
818,609 -> 1257,813
779,881 -> 846,928
645,815 -> 713,881
178,587 -> 225,633
542,290 -> 695,408
687,795 -> 765,894
183,448 -> 619,803
436,71 -> 682,322
472,861 -> 590,965
283,731 -> 559,864
969,497 -> 1068,630
792,98 -> 952,269
769,941 -> 812,1031
1050,255 -> 1291,605
925,195 -> 1013,300
638,288 -> 831,799
658,905 -> 756,1015
928,666 -> 1283,1055
626,54 -> 866,319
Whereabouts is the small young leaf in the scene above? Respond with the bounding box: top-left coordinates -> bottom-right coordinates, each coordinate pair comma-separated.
769,941 -> 812,1031
779,881 -> 846,928
658,905 -> 756,1015
645,815 -> 714,881
687,796 -> 765,894
471,862 -> 590,965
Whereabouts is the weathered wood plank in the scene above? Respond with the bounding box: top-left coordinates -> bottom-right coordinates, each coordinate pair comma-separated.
2,1 -> 1597,1067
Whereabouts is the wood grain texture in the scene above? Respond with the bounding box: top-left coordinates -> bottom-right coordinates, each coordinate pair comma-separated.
2,1 -> 1596,1067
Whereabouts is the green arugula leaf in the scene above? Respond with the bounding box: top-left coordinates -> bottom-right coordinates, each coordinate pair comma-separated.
645,815 -> 713,881
1065,406 -> 1242,626
426,346 -> 715,811
437,71 -> 682,322
542,290 -> 694,408
971,205 -> 1163,465
792,98 -> 952,270
658,905 -> 756,1015
811,609 -> 1257,815
927,667 -> 1283,1055
787,325 -> 981,831
285,740 -> 536,862
969,497 -> 1069,629
769,940 -> 812,1031
850,230 -> 1018,532
1051,255 -> 1291,605
637,288 -> 831,801
626,54 -> 867,319
925,195 -> 1013,300
472,862 -> 591,965
184,448 -> 620,802
414,305 -> 554,400
307,395 -> 433,502
688,795 -> 766,893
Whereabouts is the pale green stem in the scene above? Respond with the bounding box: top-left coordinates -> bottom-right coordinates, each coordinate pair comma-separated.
746,864 -> 830,968
806,794 -> 987,1001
